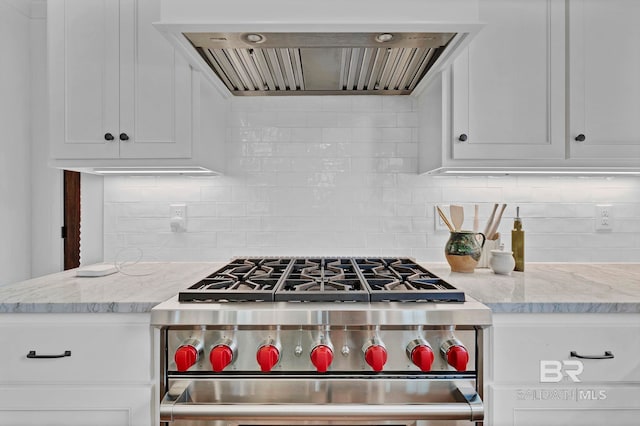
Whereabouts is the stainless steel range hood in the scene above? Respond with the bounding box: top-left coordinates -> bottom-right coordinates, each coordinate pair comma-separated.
184,32 -> 455,96
156,0 -> 483,97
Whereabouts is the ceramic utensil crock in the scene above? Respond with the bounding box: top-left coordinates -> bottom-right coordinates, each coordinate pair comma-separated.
445,231 -> 486,273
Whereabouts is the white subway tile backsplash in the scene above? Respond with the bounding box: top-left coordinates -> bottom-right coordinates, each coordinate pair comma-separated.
217,232 -> 247,248
200,187 -> 232,202
103,96 -> 640,263
382,97 -> 415,112
352,96 -> 383,112
188,217 -> 232,232
382,217 -> 412,233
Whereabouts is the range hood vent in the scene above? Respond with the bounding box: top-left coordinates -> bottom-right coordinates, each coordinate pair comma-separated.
184,32 -> 455,96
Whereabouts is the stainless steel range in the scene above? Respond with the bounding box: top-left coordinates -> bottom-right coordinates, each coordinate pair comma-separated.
151,257 -> 491,426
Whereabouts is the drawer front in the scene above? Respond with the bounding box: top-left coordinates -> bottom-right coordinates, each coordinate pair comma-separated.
0,385 -> 152,426
0,315 -> 151,384
493,322 -> 640,384
489,384 -> 640,426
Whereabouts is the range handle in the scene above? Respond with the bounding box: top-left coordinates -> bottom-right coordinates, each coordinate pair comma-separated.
161,402 -> 482,422
160,382 -> 483,422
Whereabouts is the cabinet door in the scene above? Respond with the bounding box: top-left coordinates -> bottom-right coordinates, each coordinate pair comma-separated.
118,0 -> 192,159
451,0 -> 565,160
0,385 -> 152,426
49,0 -> 120,159
568,0 -> 640,161
49,0 -> 192,161
490,385 -> 640,426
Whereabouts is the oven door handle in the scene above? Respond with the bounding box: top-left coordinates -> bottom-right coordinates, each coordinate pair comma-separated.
161,402 -> 482,422
160,383 -> 484,422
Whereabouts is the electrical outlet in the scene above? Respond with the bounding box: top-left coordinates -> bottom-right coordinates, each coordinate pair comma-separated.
595,204 -> 613,232
434,205 -> 450,231
170,203 -> 187,232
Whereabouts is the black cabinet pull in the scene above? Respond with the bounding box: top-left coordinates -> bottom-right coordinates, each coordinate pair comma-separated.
575,134 -> 586,142
458,133 -> 468,142
27,350 -> 72,359
570,350 -> 613,360
119,133 -> 129,141
104,133 -> 114,141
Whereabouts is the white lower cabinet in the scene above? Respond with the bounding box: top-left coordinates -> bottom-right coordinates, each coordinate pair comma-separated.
487,313 -> 640,426
490,384 -> 640,426
0,313 -> 154,426
0,385 -> 151,426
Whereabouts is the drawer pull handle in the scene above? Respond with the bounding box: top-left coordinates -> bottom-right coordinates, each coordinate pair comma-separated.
570,350 -> 614,360
27,350 -> 72,359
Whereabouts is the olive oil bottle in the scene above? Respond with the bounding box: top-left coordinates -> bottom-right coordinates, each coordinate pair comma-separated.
512,206 -> 525,271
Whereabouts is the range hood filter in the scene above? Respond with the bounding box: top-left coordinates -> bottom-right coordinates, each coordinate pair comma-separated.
184,32 -> 455,96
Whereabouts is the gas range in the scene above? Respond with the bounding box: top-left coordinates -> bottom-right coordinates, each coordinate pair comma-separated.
152,257 -> 491,425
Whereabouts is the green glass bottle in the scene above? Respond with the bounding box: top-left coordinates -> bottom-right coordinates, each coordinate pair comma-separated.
512,206 -> 525,272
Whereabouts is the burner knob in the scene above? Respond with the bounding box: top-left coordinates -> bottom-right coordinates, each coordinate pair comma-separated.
209,345 -> 233,372
441,339 -> 469,372
411,345 -> 435,372
256,345 -> 280,372
364,345 -> 387,372
174,345 -> 199,372
310,345 -> 334,373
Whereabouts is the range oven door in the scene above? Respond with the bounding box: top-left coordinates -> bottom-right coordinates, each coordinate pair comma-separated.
160,376 -> 484,426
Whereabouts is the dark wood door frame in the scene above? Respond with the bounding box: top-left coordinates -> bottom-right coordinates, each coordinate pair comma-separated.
63,170 -> 81,270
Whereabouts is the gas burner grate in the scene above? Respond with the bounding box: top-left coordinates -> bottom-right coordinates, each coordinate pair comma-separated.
354,258 -> 465,302
274,258 -> 370,302
179,258 -> 292,302
178,257 -> 465,303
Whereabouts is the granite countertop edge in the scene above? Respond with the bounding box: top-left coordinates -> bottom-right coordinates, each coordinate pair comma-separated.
484,302 -> 640,314
0,302 -> 160,314
1,262 -> 639,315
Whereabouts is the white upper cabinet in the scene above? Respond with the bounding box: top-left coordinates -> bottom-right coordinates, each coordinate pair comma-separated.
451,0 -> 565,160
568,0 -> 640,161
49,0 -> 192,160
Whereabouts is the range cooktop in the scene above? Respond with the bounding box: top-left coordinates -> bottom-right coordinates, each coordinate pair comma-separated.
178,257 -> 464,303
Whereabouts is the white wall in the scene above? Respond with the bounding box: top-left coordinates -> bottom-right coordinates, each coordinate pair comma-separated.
103,96 -> 640,263
29,0 -> 63,278
0,0 -> 33,285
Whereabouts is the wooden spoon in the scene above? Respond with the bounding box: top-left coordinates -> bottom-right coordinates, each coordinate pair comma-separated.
450,205 -> 464,231
487,203 -> 507,240
473,204 -> 479,232
436,206 -> 454,232
484,204 -> 499,236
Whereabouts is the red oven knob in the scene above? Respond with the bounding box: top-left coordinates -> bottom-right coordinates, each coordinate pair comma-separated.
364,345 -> 387,372
442,342 -> 469,372
411,345 -> 435,372
174,345 -> 198,372
209,345 -> 233,372
256,345 -> 280,372
310,345 -> 334,373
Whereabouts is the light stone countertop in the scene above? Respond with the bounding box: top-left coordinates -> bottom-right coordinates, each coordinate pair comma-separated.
1,262 -> 639,314
0,262 -> 222,313
423,263 -> 640,313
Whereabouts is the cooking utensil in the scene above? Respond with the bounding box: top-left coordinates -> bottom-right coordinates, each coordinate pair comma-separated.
473,204 -> 479,232
436,206 -> 454,232
449,205 -> 464,231
487,204 -> 507,240
484,204 -> 499,236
